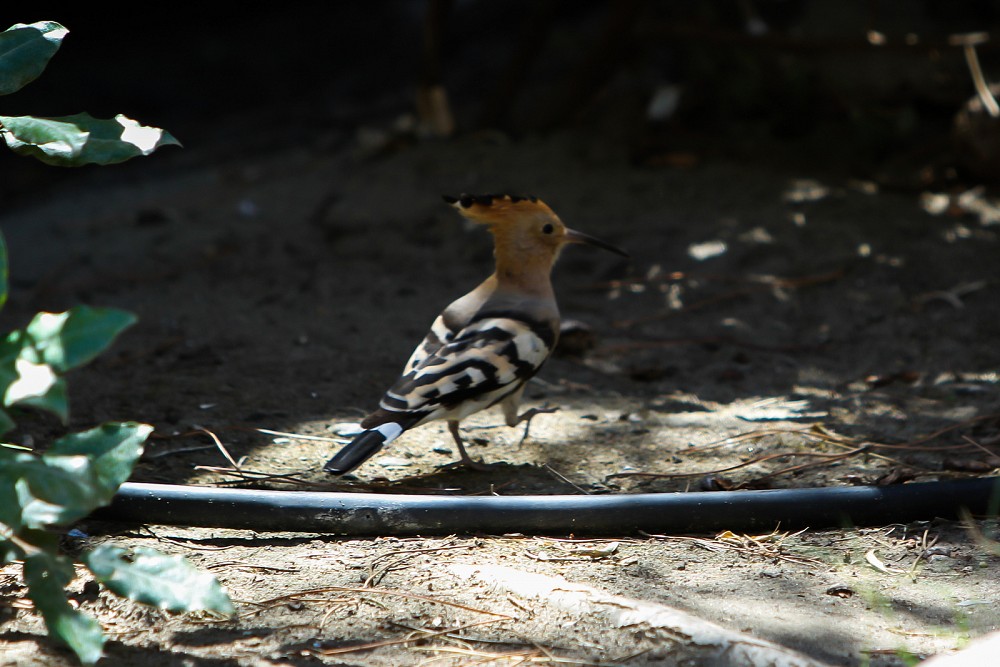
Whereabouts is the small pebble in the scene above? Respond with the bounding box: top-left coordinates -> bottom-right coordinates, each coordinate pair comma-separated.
826,584 -> 855,598
923,545 -> 952,558
329,422 -> 363,437
377,457 -> 412,468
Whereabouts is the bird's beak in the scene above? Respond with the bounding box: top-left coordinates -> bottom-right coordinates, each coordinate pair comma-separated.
565,228 -> 629,257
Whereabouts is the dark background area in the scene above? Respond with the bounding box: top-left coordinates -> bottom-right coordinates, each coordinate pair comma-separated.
7,1 -> 1000,203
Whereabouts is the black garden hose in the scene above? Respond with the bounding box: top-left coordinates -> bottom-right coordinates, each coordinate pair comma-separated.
92,477 -> 1000,536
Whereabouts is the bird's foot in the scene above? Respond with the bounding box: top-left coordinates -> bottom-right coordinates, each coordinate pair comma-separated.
438,425 -> 504,472
514,404 -> 559,425
435,455 -> 501,472
515,404 -> 559,445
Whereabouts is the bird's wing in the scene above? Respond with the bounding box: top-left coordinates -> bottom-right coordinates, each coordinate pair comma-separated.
375,312 -> 556,421
329,312 -> 554,474
402,314 -> 455,374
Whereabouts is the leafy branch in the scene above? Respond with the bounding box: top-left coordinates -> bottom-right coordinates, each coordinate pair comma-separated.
0,21 -> 180,166
0,20 -> 232,665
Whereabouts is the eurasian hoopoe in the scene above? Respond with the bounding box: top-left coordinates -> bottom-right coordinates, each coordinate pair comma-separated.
323,194 -> 627,475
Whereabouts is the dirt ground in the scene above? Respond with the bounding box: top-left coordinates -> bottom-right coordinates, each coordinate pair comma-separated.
0,126 -> 997,665
2,6 -> 1000,664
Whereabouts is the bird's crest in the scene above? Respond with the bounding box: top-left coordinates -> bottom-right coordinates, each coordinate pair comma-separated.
443,193 -> 556,224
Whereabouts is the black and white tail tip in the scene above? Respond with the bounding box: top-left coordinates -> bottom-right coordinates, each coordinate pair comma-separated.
323,423 -> 404,475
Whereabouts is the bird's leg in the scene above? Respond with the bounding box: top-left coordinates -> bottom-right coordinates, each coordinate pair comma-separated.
502,391 -> 559,446
440,420 -> 497,471
512,405 -> 559,426
514,405 -> 559,445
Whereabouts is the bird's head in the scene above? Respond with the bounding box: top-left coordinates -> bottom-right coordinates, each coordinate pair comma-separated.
443,194 -> 627,265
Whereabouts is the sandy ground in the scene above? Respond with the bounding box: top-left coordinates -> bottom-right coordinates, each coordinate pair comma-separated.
1,120 -> 998,665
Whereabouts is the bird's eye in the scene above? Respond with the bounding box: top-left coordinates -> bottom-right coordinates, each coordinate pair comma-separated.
542,223 -> 554,235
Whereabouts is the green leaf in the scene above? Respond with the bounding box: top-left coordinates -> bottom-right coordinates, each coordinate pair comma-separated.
1,307 -> 136,422
0,467 -> 23,538
0,422 -> 150,528
0,333 -> 20,432
0,330 -> 22,380
24,306 -> 136,373
0,115 -> 88,164
4,359 -> 68,421
0,228 -> 8,310
0,408 -> 14,435
0,113 -> 180,166
84,545 -> 235,616
14,454 -> 106,527
0,234 -> 17,429
49,422 -> 151,495
24,550 -> 105,665
0,446 -> 40,531
0,21 -> 67,96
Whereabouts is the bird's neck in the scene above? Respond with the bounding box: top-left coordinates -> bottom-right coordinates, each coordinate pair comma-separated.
493,253 -> 556,299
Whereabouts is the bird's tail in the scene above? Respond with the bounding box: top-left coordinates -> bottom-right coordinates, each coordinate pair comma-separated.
323,420 -> 410,475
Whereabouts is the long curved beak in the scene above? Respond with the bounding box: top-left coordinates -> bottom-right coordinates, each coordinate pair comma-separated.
565,228 -> 629,257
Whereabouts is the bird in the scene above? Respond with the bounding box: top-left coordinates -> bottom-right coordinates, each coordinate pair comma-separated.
323,193 -> 627,475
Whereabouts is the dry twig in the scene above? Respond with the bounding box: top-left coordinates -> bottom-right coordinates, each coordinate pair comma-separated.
363,539 -> 478,587
314,617 -> 508,657
611,413 -> 1000,486
606,446 -> 871,484
643,528 -> 823,568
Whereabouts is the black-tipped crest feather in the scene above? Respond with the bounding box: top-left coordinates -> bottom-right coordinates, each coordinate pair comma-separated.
443,193 -> 538,208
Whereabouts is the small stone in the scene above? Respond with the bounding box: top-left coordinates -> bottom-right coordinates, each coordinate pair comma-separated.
825,584 -> 855,598
923,545 -> 952,558
688,240 -> 728,261
376,457 -> 411,468
329,422 -> 364,437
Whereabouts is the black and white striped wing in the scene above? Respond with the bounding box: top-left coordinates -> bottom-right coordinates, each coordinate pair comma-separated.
378,314 -> 555,422
402,314 -> 455,374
